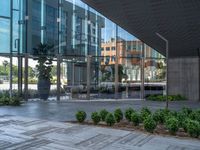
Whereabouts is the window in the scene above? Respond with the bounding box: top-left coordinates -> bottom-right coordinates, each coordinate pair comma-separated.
127,45 -> 131,51
0,0 -> 10,17
106,56 -> 110,63
13,0 -> 19,10
111,47 -> 115,50
111,56 -> 115,62
106,47 -> 110,51
101,47 -> 104,51
92,37 -> 96,43
0,18 -> 10,53
92,29 -> 96,35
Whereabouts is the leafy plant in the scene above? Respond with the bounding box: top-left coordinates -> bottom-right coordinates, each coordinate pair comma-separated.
141,107 -> 151,121
143,116 -> 157,133
153,109 -> 165,124
146,94 -> 186,101
125,108 -> 135,121
176,112 -> 187,127
105,113 -> 115,126
9,96 -> 22,106
91,112 -> 101,125
99,109 -> 109,121
181,107 -> 192,116
76,111 -> 87,123
165,117 -> 179,135
33,43 -> 55,80
189,111 -> 200,122
131,112 -> 140,126
186,120 -> 200,138
114,108 -> 123,123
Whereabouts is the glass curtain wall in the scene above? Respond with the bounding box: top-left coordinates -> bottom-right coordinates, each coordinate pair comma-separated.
0,0 -> 165,100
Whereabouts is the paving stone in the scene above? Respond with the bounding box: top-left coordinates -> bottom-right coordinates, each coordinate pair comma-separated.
0,116 -> 199,150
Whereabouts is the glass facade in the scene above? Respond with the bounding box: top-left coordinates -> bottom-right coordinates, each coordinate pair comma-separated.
0,0 -> 165,100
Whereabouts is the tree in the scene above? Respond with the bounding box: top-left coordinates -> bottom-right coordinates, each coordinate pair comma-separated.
3,60 -> 8,72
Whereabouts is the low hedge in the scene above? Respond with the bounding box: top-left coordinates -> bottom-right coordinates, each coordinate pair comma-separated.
146,94 -> 186,101
0,96 -> 22,106
105,113 -> 116,126
76,111 -> 87,123
75,107 -> 200,138
91,112 -> 101,125
114,108 -> 123,123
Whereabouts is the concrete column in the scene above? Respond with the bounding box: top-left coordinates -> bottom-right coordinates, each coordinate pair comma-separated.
86,55 -> 91,100
57,54 -> 61,101
168,57 -> 199,101
24,54 -> 29,101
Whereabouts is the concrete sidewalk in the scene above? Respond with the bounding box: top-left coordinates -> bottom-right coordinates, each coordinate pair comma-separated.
0,100 -> 199,121
0,115 -> 199,150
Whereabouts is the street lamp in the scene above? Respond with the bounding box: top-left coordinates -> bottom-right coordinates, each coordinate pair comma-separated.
156,33 -> 169,109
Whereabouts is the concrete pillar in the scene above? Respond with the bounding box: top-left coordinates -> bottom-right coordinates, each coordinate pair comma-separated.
168,57 -> 199,101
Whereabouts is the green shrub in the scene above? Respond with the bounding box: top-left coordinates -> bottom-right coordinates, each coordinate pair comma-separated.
99,109 -> 109,121
131,112 -> 140,126
91,112 -> 101,125
143,116 -> 157,133
1,96 -> 10,105
114,108 -> 123,123
76,111 -> 87,123
181,107 -> 192,116
176,112 -> 187,127
9,97 -> 22,106
146,94 -> 186,101
125,108 -> 135,121
189,111 -> 200,122
105,113 -> 115,126
186,120 -> 200,138
182,118 -> 190,132
153,109 -> 165,124
141,107 -> 151,121
165,117 -> 179,135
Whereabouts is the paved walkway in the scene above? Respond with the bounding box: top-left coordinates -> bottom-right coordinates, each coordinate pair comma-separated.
0,115 -> 199,150
0,100 -> 199,121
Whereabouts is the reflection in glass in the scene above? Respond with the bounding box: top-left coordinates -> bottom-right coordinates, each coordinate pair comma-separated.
0,18 -> 10,53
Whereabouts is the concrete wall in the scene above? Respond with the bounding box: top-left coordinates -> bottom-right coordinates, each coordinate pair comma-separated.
168,57 -> 199,101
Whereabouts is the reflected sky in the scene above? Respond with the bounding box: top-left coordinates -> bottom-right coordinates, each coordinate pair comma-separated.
0,18 -> 10,53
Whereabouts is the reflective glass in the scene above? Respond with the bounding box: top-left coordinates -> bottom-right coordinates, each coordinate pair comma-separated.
0,18 -> 10,53
0,0 -> 10,17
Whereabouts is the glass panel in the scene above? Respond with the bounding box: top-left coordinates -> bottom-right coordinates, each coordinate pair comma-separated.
117,27 -> 141,99
13,0 -> 20,10
0,0 -> 10,17
13,10 -> 20,53
0,18 -> 10,53
31,0 -> 58,53
61,56 -> 87,100
0,57 -> 10,91
144,44 -> 165,98
92,56 -> 115,99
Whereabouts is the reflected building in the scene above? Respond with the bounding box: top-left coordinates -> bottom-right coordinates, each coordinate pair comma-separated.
0,0 -> 165,98
101,38 -> 164,81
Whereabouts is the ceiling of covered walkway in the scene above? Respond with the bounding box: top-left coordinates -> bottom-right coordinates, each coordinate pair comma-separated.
82,0 -> 200,57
